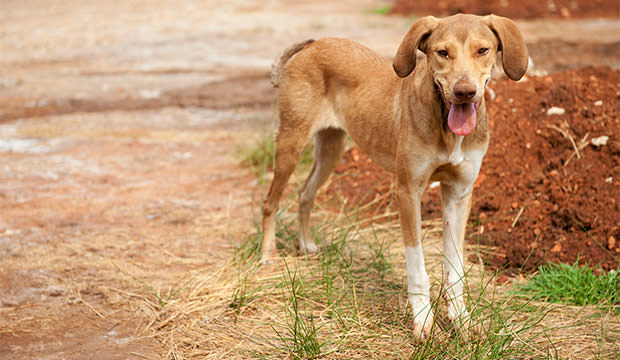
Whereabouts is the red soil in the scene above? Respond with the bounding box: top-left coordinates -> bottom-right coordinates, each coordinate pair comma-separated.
390,0 -> 620,19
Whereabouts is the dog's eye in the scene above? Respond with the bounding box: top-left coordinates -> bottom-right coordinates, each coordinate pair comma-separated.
436,50 -> 449,58
478,48 -> 489,55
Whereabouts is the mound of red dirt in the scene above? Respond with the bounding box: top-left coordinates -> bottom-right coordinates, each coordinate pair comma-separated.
323,66 -> 620,272
390,0 -> 620,19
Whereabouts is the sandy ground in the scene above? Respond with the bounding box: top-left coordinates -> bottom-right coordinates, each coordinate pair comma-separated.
1,0 -> 619,358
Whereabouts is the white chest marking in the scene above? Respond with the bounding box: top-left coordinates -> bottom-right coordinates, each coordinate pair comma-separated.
448,135 -> 464,165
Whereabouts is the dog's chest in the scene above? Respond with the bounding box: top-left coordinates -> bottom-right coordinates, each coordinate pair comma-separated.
447,135 -> 465,165
431,135 -> 487,179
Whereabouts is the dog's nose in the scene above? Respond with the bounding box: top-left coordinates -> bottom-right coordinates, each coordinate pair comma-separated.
454,80 -> 477,102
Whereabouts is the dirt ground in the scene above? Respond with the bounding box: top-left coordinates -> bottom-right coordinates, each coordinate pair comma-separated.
1,0 -> 619,358
391,0 -> 620,19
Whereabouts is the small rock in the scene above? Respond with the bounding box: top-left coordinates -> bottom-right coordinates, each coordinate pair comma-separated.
139,89 -> 161,99
546,107 -> 565,116
609,236 -> 616,250
591,135 -> 609,147
487,87 -> 496,101
548,0 -> 557,11
560,7 -> 571,18
594,100 -> 603,106
496,274 -> 510,284
550,242 -> 562,253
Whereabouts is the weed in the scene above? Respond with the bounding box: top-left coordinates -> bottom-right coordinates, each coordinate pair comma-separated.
238,131 -> 313,184
365,5 -> 391,15
272,261 -> 324,359
515,260 -> 620,311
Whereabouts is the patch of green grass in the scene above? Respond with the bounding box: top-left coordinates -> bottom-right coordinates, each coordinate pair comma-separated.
239,133 -> 274,169
271,261 -> 324,359
515,261 -> 620,311
237,131 -> 314,185
365,5 -> 392,15
237,132 -> 276,185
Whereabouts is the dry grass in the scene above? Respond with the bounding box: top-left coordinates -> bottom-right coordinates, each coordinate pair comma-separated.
113,194 -> 619,359
41,150 -> 607,360
6,153 -> 615,359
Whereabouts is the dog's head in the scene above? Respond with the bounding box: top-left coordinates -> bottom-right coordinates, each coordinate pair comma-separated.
393,14 -> 528,135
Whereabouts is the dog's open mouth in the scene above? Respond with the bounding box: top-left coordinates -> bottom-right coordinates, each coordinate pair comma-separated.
447,101 -> 479,136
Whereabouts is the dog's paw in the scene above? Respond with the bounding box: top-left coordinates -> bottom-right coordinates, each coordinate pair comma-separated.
298,238 -> 318,255
259,254 -> 282,266
409,297 -> 434,342
448,307 -> 484,341
412,316 -> 434,342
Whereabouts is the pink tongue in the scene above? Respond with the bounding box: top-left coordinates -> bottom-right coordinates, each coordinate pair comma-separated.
448,103 -> 476,136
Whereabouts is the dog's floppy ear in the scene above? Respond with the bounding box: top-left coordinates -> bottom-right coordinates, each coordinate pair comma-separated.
485,15 -> 529,81
393,16 -> 438,78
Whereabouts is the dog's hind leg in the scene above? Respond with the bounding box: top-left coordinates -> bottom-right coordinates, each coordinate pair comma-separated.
261,131 -> 309,264
298,127 -> 347,254
261,121 -> 313,264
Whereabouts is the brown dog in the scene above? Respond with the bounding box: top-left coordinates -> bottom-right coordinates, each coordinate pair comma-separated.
261,14 -> 528,339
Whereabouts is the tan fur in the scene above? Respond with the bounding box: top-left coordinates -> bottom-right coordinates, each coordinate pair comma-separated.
260,14 -> 528,339
271,39 -> 316,88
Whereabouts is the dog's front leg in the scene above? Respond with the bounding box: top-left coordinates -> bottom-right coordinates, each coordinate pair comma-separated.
397,166 -> 433,340
440,180 -> 476,335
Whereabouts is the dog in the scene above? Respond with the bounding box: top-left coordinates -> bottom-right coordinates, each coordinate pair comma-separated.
261,14 -> 528,340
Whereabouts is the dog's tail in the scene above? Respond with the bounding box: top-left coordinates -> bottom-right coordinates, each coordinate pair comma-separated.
271,39 -> 315,88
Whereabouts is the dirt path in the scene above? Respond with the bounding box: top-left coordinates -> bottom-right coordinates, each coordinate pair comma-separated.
1,1 -> 619,358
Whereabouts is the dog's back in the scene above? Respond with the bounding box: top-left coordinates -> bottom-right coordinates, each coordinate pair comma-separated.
273,38 -> 401,170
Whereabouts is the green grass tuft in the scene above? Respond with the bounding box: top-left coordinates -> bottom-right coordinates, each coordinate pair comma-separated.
365,5 -> 391,15
515,261 -> 620,311
238,131 -> 314,183
272,261 -> 324,359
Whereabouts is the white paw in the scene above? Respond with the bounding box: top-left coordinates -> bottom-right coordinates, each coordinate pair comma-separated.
410,295 -> 434,341
260,255 -> 281,266
447,299 -> 468,324
299,238 -> 318,254
447,301 -> 483,340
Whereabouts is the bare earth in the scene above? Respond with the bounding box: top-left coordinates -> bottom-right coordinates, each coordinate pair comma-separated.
1,0 -> 618,358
